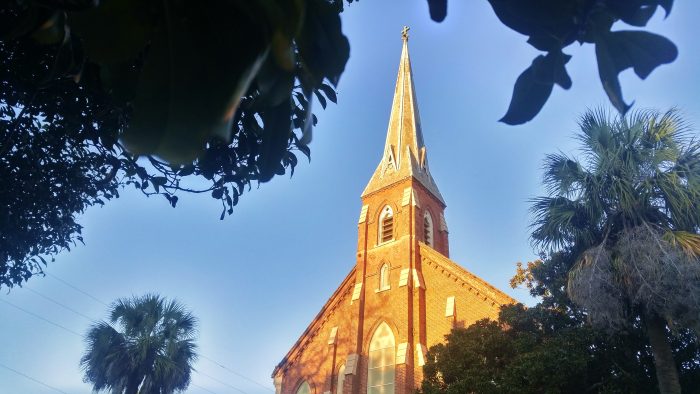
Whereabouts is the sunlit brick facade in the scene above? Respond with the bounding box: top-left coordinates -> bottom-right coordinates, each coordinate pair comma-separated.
272,30 -> 515,394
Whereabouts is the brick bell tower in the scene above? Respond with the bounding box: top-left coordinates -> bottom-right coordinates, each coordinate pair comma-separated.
349,26 -> 450,393
271,27 -> 514,394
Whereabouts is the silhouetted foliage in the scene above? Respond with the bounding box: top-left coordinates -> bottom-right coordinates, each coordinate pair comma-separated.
1,0 -> 348,288
420,250 -> 700,394
485,0 -> 677,124
81,294 -> 198,394
0,1 -> 681,288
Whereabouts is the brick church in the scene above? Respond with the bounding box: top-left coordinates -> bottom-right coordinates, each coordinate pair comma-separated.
272,29 -> 515,394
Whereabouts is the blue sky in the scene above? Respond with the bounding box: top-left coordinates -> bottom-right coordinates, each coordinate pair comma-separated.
2,1 -> 700,393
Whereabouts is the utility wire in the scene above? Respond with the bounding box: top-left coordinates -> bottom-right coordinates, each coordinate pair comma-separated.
0,361 -> 71,394
191,382 -> 221,394
0,298 -> 82,337
25,287 -> 96,323
196,370 -> 248,394
1,298 -> 229,394
46,273 -> 274,392
200,355 -> 275,392
46,272 -> 109,306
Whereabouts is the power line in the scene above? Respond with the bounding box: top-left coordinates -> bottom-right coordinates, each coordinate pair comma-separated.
25,287 -> 96,323
196,370 -> 248,394
1,298 -> 227,394
0,298 -> 82,337
47,273 -> 109,306
0,361 -> 71,394
191,382 -> 221,394
46,273 -> 274,392
200,355 -> 275,392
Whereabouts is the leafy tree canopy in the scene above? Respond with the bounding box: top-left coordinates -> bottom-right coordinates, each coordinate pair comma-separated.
420,250 -> 700,394
0,0 -> 680,288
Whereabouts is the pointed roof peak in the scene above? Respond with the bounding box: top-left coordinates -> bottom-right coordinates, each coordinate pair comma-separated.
362,31 -> 444,204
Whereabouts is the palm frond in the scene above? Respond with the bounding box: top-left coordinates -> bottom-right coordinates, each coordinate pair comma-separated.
662,230 -> 700,257
81,295 -> 198,393
542,153 -> 586,197
530,196 -> 597,250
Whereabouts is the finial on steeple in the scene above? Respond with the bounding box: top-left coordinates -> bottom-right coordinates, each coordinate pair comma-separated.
401,26 -> 410,41
361,27 -> 445,204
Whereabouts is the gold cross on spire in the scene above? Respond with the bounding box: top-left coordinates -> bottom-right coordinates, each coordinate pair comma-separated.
401,26 -> 410,41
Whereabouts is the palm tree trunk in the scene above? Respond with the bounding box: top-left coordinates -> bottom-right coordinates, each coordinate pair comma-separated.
646,314 -> 682,394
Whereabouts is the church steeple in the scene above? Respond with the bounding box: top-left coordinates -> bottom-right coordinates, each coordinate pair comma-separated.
361,27 -> 445,205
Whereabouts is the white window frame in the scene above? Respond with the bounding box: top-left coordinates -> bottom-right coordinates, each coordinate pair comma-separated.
367,322 -> 395,394
378,206 -> 394,245
377,263 -> 391,292
296,381 -> 311,394
424,210 -> 434,247
336,364 -> 345,394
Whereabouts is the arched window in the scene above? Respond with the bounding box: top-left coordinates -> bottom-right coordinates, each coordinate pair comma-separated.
368,322 -> 395,394
336,364 -> 345,394
296,381 -> 311,394
424,211 -> 434,247
379,206 -> 394,244
379,263 -> 390,291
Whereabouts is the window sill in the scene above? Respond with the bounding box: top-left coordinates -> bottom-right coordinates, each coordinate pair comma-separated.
375,286 -> 391,293
376,239 -> 395,247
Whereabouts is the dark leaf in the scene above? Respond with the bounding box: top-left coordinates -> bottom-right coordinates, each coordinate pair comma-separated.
256,56 -> 295,108
314,89 -> 327,109
606,30 -> 678,79
318,83 -> 337,103
608,1 -> 657,27
499,55 -> 556,125
658,0 -> 674,17
487,0 -> 578,46
427,0 -> 447,22
1,5 -> 55,40
68,0 -> 154,64
595,30 -> 677,114
123,0 -> 271,164
297,0 -> 350,88
258,99 -> 292,182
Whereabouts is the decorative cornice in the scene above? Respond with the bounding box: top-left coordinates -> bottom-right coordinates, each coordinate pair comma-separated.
272,266 -> 357,377
419,242 -> 517,306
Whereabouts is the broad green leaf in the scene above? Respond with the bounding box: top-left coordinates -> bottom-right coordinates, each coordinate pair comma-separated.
297,0 -> 350,88
318,83 -> 337,103
30,11 -> 67,45
68,0 -> 155,65
595,30 -> 677,115
607,1 -> 658,27
258,99 -> 292,182
487,0 -> 577,46
500,51 -> 569,125
123,0 -> 271,164
605,31 -> 678,80
427,0 -> 447,22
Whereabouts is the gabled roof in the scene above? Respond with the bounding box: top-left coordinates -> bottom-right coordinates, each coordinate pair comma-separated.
361,32 -> 445,205
419,243 -> 517,306
271,266 -> 357,377
272,248 -> 517,378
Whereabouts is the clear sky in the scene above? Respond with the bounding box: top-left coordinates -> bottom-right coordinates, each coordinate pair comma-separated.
2,2 -> 699,393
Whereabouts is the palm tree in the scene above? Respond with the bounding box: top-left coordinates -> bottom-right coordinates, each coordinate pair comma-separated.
531,108 -> 700,394
80,294 -> 198,394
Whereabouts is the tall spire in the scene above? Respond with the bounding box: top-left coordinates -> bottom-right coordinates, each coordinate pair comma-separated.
362,27 -> 445,204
